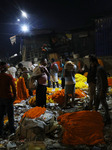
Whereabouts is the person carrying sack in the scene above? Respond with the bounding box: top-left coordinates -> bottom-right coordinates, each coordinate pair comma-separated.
30,58 -> 49,108
29,66 -> 42,90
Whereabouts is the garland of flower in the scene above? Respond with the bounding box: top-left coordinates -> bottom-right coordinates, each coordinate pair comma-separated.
14,77 -> 30,103
57,111 -> 105,145
22,106 -> 46,119
75,89 -> 87,98
47,89 -> 87,106
51,89 -> 65,106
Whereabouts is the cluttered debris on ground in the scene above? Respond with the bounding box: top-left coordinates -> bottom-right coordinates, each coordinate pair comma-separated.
1,74 -> 112,150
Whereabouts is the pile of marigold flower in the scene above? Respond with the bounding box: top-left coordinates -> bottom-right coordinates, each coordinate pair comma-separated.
28,88 -> 87,107
75,89 -> 87,98
75,73 -> 88,89
22,106 -> 46,119
48,89 -> 87,106
50,89 -> 65,106
14,73 -> 88,105
57,111 -> 105,145
47,87 -> 61,94
29,94 -> 55,107
29,96 -> 36,106
13,77 -> 30,104
58,74 -> 88,89
46,95 -> 55,103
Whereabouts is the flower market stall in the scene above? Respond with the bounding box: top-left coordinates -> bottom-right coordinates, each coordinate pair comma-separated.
1,74 -> 112,149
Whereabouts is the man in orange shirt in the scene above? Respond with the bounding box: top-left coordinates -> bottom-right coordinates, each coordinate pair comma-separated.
0,62 -> 16,137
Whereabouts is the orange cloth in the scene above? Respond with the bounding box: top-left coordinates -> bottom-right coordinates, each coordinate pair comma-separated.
58,111 -> 105,145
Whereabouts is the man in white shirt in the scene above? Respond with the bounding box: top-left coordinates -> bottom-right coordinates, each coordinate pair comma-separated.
7,64 -> 17,78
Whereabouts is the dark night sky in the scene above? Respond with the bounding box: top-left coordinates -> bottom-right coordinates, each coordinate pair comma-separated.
0,0 -> 112,59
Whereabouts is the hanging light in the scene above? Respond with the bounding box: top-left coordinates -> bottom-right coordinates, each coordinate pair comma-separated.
21,24 -> 29,32
21,10 -> 28,19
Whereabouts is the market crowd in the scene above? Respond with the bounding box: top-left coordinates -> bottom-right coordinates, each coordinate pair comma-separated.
0,54 -> 111,138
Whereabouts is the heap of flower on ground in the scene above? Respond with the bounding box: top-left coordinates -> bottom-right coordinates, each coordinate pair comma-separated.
22,106 -> 46,119
14,74 -> 88,105
75,73 -> 88,89
57,111 -> 105,145
46,89 -> 87,106
58,73 -> 88,89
